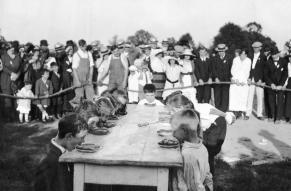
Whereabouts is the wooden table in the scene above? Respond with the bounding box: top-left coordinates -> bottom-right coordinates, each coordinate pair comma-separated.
60,105 -> 183,191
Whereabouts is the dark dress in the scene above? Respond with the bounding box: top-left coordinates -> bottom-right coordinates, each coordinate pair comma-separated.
34,143 -> 73,191
211,55 -> 233,112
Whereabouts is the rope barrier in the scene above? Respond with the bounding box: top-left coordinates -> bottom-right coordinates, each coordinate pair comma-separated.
0,81 -> 290,100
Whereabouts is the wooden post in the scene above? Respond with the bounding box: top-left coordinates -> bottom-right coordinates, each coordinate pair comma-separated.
157,168 -> 169,191
74,163 -> 85,191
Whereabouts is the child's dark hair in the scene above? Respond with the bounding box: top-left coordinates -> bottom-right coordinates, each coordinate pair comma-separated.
78,39 -> 86,47
167,94 -> 194,110
143,84 -> 156,93
171,109 -> 202,140
58,113 -> 88,139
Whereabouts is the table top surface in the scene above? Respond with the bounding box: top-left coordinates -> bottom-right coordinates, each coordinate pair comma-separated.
59,105 -> 183,167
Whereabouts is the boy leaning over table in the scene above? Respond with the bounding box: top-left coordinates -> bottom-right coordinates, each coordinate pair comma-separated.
166,92 -> 235,175
33,113 -> 88,191
171,109 -> 213,191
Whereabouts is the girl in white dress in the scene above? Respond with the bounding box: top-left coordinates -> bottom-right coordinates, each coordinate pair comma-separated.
162,56 -> 183,100
229,49 -> 251,117
16,81 -> 34,123
128,65 -> 140,103
96,47 -> 111,95
180,49 -> 198,105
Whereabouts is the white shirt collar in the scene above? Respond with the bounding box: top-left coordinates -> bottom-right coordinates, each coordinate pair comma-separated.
254,52 -> 260,57
51,138 -> 66,153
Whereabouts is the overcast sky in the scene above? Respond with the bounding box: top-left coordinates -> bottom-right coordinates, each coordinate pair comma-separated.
0,0 -> 290,48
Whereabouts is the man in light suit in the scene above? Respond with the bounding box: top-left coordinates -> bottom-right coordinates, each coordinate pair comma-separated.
246,42 -> 267,120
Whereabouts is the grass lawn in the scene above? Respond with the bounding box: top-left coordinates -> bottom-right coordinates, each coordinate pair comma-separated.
0,121 -> 291,191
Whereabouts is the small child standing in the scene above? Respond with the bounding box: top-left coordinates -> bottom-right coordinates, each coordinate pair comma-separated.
138,65 -> 153,100
16,81 -> 34,123
171,109 -> 213,191
138,84 -> 164,106
128,65 -> 140,103
35,69 -> 53,122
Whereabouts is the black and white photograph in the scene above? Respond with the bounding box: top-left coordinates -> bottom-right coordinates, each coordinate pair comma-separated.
0,0 -> 291,191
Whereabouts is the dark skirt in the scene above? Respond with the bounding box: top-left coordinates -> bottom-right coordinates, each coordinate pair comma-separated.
152,72 -> 166,98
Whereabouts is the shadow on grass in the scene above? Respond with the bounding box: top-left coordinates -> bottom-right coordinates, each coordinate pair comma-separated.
214,158 -> 291,191
0,122 -> 57,191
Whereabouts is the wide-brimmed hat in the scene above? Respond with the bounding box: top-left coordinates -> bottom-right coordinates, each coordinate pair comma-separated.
54,42 -> 65,52
181,49 -> 194,57
162,39 -> 169,44
166,56 -> 179,65
139,44 -> 151,50
100,46 -> 111,55
252,41 -> 263,48
215,44 -> 228,52
116,39 -> 125,48
150,37 -> 158,43
153,49 -> 164,56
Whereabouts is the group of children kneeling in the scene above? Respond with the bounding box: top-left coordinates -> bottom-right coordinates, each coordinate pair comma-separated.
34,83 -> 235,191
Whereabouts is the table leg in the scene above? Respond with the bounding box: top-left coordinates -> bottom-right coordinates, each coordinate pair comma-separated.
74,163 -> 85,191
157,168 -> 169,191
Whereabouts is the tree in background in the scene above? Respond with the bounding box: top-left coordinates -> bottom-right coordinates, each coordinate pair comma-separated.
245,22 -> 263,33
127,29 -> 155,46
177,33 -> 195,49
212,22 -> 277,56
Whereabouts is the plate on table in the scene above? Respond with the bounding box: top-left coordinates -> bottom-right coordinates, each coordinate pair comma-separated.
89,128 -> 109,135
76,143 -> 101,153
157,129 -> 173,137
158,139 -> 179,148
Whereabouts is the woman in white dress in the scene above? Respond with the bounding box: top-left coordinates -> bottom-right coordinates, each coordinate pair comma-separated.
180,49 -> 198,105
162,56 -> 183,100
229,49 -> 251,118
96,47 -> 111,95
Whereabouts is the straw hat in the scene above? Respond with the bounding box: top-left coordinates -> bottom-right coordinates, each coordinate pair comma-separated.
166,56 -> 180,65
252,41 -> 263,48
215,44 -> 228,52
54,42 -> 65,52
181,49 -> 194,56
100,46 -> 111,55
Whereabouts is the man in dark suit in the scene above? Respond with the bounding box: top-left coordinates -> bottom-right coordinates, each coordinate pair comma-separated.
195,46 -> 212,103
212,44 -> 232,112
246,42 -> 267,120
264,48 -> 288,123
50,62 -> 62,118
34,113 -> 88,191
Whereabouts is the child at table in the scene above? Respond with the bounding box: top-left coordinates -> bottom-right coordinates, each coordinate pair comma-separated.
34,113 -> 88,191
166,91 -> 235,175
171,109 -> 213,191
138,84 -> 164,106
